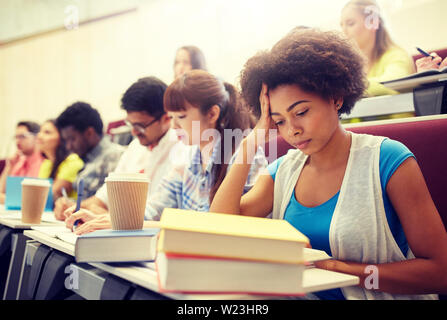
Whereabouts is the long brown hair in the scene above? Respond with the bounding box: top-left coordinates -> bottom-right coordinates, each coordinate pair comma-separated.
164,70 -> 253,202
344,0 -> 395,64
42,120 -> 70,180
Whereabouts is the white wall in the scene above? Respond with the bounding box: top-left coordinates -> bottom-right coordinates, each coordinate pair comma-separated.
1,0 -> 446,157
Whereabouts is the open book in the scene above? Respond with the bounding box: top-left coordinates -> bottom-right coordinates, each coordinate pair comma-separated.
381,66 -> 447,93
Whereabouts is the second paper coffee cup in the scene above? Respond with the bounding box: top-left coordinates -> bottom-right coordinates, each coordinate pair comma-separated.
21,178 -> 51,224
105,172 -> 149,230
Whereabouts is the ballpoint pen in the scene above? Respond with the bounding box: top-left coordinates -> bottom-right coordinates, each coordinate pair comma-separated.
72,178 -> 84,231
61,187 -> 68,199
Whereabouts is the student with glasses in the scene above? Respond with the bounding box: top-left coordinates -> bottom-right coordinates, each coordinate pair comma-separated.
62,76 -> 188,221
0,121 -> 44,204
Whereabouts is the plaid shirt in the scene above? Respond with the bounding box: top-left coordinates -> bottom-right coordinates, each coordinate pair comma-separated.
145,139 -> 268,221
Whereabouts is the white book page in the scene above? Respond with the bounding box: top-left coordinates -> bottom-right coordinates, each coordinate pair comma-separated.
56,232 -> 78,245
31,225 -> 72,237
303,248 -> 331,263
31,225 -> 78,244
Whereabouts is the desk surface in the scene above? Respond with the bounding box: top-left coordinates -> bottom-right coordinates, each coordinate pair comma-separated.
342,92 -> 414,120
0,212 -> 63,230
23,229 -> 359,300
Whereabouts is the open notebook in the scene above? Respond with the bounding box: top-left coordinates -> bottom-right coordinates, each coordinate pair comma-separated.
31,226 -> 78,244
381,66 -> 447,93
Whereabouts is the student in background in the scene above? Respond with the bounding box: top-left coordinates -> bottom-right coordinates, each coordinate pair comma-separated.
61,76 -> 187,222
210,29 -> 447,299
65,70 -> 267,234
340,0 -> 415,97
416,52 -> 447,72
52,102 -> 124,220
37,120 -> 84,200
173,46 -> 207,79
0,121 -> 44,203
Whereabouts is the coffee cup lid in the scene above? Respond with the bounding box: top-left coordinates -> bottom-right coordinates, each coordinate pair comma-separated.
105,172 -> 150,183
21,178 -> 51,187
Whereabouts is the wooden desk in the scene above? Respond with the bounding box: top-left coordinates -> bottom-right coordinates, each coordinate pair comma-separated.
22,229 -> 359,300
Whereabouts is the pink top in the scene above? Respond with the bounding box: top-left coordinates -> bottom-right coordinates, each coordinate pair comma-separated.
9,150 -> 44,177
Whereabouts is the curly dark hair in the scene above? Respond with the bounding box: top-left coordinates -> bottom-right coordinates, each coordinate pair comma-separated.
56,102 -> 103,136
239,29 -> 367,117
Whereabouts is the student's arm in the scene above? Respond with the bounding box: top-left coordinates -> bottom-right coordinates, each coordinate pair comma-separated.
317,157 -> 447,294
82,196 -> 108,213
210,84 -> 275,218
56,195 -> 107,221
144,167 -> 184,221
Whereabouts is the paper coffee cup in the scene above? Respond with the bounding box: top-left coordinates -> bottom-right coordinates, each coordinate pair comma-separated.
105,173 -> 149,230
21,179 -> 51,224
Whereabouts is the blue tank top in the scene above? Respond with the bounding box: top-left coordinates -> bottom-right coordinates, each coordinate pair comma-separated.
267,138 -> 413,300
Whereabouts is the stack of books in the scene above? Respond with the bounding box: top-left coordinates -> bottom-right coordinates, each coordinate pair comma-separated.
155,209 -> 321,296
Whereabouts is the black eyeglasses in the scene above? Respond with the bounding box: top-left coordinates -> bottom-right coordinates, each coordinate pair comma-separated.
124,116 -> 162,134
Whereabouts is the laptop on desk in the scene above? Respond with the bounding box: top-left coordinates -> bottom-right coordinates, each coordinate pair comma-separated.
4,176 -> 53,212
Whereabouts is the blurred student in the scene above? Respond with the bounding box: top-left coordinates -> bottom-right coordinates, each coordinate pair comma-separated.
65,70 -> 267,234
210,29 -> 446,299
37,120 -> 84,200
340,0 -> 414,97
416,52 -> 447,72
60,76 -> 187,222
52,102 -> 124,220
0,121 -> 43,203
173,46 -> 207,79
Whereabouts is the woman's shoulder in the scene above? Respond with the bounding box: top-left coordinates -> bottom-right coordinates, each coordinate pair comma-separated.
59,153 -> 84,172
64,153 -> 84,164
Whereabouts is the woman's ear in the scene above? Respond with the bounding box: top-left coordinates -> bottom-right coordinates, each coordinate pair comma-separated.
333,98 -> 344,111
207,105 -> 221,125
159,113 -> 172,126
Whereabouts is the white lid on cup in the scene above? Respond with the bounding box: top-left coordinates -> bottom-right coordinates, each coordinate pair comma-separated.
105,172 -> 150,183
21,178 -> 51,187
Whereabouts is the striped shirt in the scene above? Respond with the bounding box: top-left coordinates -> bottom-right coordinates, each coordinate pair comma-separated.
145,139 -> 268,220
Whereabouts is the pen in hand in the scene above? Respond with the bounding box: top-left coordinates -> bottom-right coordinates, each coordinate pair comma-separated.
416,47 -> 441,66
61,187 -> 68,199
72,178 -> 84,231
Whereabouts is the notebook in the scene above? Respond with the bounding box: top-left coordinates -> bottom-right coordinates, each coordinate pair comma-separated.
381,66 -> 447,93
4,176 -> 53,211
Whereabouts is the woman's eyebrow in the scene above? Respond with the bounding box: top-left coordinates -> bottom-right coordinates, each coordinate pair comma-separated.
271,100 -> 310,116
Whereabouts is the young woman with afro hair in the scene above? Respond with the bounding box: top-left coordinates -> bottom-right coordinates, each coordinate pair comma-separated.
210,29 -> 447,300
